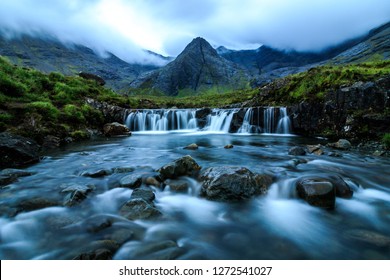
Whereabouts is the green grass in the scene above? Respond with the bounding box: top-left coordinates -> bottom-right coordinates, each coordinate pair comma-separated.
272,60 -> 390,103
383,133 -> 390,149
0,56 -> 125,142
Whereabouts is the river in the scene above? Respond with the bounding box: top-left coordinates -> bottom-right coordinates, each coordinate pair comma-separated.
1,130 -> 389,259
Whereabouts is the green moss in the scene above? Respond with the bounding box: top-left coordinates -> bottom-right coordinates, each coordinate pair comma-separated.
70,130 -> 90,140
62,104 -> 85,123
382,133 -> 390,149
28,101 -> 60,121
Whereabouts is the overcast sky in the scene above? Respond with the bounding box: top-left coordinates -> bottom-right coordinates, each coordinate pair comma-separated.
0,0 -> 389,65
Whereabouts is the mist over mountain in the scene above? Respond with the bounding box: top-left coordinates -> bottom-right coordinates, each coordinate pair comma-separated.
130,37 -> 249,96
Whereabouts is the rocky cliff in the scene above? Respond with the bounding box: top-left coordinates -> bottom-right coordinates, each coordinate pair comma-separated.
130,37 -> 250,96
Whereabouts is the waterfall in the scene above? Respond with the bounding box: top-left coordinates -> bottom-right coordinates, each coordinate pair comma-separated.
125,109 -> 197,132
237,108 -> 261,133
125,107 -> 292,134
263,107 -> 276,133
276,107 -> 292,134
206,109 -> 236,132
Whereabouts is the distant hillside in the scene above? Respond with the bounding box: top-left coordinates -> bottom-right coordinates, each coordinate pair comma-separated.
217,21 -> 390,84
0,34 -> 164,93
130,37 -> 250,96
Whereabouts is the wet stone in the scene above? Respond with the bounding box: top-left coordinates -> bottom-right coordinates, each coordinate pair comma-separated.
130,187 -> 156,203
119,174 -> 143,189
119,198 -> 162,220
288,146 -> 306,156
81,169 -> 112,178
184,143 -> 198,150
164,179 -> 189,193
158,155 -> 201,180
296,177 -> 336,209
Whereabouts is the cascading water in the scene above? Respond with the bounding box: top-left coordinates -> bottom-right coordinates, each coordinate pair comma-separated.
237,108 -> 260,134
125,109 -> 197,132
206,109 -> 237,132
125,107 -> 292,134
276,107 -> 292,134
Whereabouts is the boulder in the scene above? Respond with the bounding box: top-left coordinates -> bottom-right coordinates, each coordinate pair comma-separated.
184,143 -> 198,150
81,169 -> 112,178
61,183 -> 95,207
224,144 -> 234,149
307,144 -> 325,155
119,198 -> 162,220
78,72 -> 106,86
157,155 -> 201,180
199,166 -> 273,202
130,187 -> 156,203
0,132 -> 40,168
288,146 -> 306,156
329,175 -> 353,198
296,177 -> 335,209
103,122 -> 131,137
328,139 -> 352,150
119,174 -> 143,189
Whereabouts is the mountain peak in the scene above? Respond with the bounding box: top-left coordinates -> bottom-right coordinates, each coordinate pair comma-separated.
180,37 -> 218,58
131,37 -> 249,96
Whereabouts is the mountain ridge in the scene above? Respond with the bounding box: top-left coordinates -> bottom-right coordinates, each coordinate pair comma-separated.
130,37 -> 250,96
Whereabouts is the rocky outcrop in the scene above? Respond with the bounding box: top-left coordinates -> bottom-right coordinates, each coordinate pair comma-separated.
131,37 -> 249,96
199,166 -> 273,202
0,132 -> 41,168
85,98 -> 128,123
78,72 -> 106,86
103,122 -> 131,137
290,75 -> 390,139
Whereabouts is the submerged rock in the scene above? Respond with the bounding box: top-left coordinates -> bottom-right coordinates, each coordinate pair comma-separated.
199,166 -> 273,202
0,168 -> 34,186
345,230 -> 390,247
119,174 -> 143,189
16,197 -> 60,213
157,155 -> 201,180
103,122 -> 131,137
164,179 -> 189,193
130,187 -> 156,203
119,198 -> 162,220
288,146 -> 306,156
125,240 -> 185,260
296,177 -> 335,209
81,169 -> 112,178
184,143 -> 198,150
61,183 -> 95,207
0,132 -> 41,168
224,144 -> 234,149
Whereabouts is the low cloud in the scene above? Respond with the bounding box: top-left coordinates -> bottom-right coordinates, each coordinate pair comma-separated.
0,0 -> 389,63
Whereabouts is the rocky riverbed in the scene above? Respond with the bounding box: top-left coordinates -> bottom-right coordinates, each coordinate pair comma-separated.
0,132 -> 390,259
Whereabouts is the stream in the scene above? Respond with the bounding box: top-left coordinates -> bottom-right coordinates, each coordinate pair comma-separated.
1,131 -> 390,259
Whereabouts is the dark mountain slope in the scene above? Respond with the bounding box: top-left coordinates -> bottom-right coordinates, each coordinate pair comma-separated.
130,37 -> 250,96
0,34 -> 162,93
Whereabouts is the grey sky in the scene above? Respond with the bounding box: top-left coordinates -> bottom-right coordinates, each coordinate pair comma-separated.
0,0 -> 389,65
